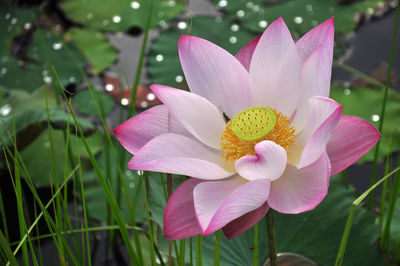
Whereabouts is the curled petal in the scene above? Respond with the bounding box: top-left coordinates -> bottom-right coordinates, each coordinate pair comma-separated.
113,105 -> 189,154
235,35 -> 261,71
164,178 -> 203,239
235,140 -> 287,181
327,115 -> 381,175
129,133 -> 234,180
268,152 -> 331,214
151,84 -> 226,149
193,176 -> 270,235
179,35 -> 252,118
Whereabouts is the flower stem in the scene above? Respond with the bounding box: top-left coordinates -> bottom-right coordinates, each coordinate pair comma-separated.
266,210 -> 278,266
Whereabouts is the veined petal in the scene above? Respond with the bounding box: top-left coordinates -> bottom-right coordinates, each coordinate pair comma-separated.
128,133 -> 234,180
289,96 -> 342,168
179,35 -> 252,118
113,105 -> 189,154
250,17 -> 300,118
235,35 -> 261,71
235,140 -> 287,181
327,116 -> 381,175
193,176 -> 270,235
151,84 -> 226,149
268,152 -> 331,214
164,178 -> 203,239
222,201 -> 269,239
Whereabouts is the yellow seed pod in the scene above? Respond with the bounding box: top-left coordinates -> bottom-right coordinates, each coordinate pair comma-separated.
231,107 -> 276,141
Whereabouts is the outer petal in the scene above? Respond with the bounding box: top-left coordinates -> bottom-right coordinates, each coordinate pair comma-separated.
327,115 -> 381,175
128,133 -> 234,180
222,201 -> 269,239
164,178 -> 203,239
288,96 -> 342,168
235,35 -> 261,71
178,35 -> 252,118
113,105 -> 189,154
249,17 -> 300,118
193,176 -> 270,235
268,152 -> 331,214
151,84 -> 226,149
235,140 -> 287,181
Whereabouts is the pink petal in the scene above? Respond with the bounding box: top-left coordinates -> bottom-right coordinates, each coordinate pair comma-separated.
327,115 -> 381,175
193,176 -> 270,235
164,178 -> 203,239
128,133 -> 234,180
235,140 -> 287,181
151,84 -> 226,150
249,17 -> 300,118
289,96 -> 342,168
235,35 -> 261,71
113,105 -> 189,154
222,201 -> 269,239
178,35 -> 252,118
268,152 -> 331,214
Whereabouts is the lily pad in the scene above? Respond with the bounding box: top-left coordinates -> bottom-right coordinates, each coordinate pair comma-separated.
211,0 -> 385,35
60,0 -> 184,32
65,28 -> 117,74
147,16 -> 255,88
151,177 -> 382,265
72,88 -> 115,116
330,86 -> 400,163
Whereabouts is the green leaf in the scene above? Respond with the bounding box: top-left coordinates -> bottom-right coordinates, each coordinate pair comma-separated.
211,0 -> 385,35
72,88 -> 115,116
60,0 -> 184,32
65,28 -> 117,74
148,16 -> 255,88
151,178 -> 382,265
20,129 -> 101,187
330,86 -> 400,162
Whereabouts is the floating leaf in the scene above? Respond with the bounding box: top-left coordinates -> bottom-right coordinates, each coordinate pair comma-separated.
72,88 -> 115,116
65,28 -> 117,74
151,178 -> 382,265
60,0 -> 184,32
330,86 -> 400,162
211,0 -> 386,35
148,16 -> 255,88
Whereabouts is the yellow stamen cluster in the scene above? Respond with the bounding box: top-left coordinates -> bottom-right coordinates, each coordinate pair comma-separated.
221,108 -> 296,162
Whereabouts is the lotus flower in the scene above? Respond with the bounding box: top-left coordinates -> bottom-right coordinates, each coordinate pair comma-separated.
114,17 -> 380,239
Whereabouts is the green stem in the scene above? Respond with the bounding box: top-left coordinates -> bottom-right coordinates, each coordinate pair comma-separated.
214,230 -> 221,266
266,211 -> 277,266
253,224 -> 258,266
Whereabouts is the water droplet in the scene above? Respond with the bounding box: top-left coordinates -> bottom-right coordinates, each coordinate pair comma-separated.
86,13 -> 93,20
231,24 -> 239,32
344,88 -> 351,95
236,10 -> 245,18
1,67 -> 7,75
159,20 -> 167,27
146,93 -> 156,101
157,11 -> 165,18
121,98 -> 129,106
229,36 -> 237,44
137,170 -> 144,176
4,13 -> 10,20
156,54 -> 164,62
43,76 -> 52,83
305,4 -> 313,12
217,0 -> 228,8
175,75 -> 183,83
252,5 -> 260,12
113,15 -> 121,23
294,16 -> 303,24
24,22 -> 32,30
367,8 -> 374,15
69,76 -> 76,83
310,20 -> 318,26
258,20 -> 268,28
140,101 -> 148,108
246,2 -> 254,9
10,18 -> 17,25
130,1 -> 140,9
167,0 -> 176,7
52,42 -> 63,50
105,84 -> 114,91
177,21 -> 187,30
371,114 -> 380,122
42,70 -> 48,76
129,182 -> 135,189
102,19 -> 110,26
0,104 -> 11,116
215,16 -> 222,23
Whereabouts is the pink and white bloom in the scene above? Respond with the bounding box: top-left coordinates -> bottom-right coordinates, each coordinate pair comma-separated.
114,18 -> 380,239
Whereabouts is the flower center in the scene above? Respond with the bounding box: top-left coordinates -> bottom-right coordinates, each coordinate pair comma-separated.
221,107 -> 296,162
